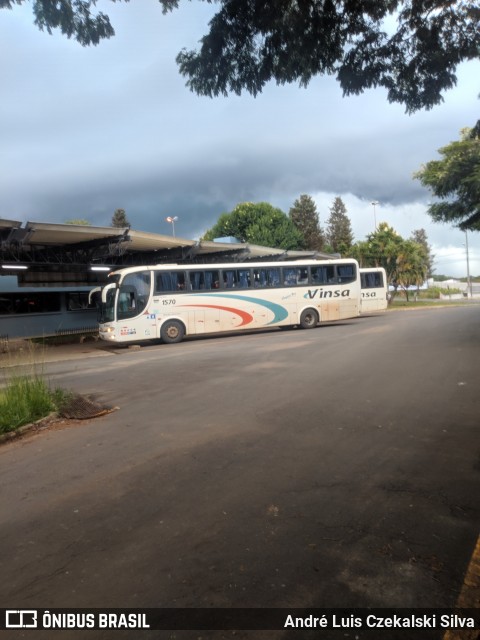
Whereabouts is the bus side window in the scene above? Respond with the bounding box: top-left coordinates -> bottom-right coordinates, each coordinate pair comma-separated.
283,268 -> 297,285
253,268 -> 280,287
311,266 -> 328,284
206,270 -> 220,289
223,270 -> 235,288
362,273 -> 378,288
374,273 -> 383,287
222,269 -> 249,288
282,267 -> 308,285
298,268 -> 308,284
337,265 -> 356,284
238,270 -> 250,288
254,267 -> 280,287
268,269 -> 280,286
190,270 -> 220,291
155,271 -> 186,293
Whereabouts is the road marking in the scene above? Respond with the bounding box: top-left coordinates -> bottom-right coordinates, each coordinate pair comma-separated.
443,533 -> 480,640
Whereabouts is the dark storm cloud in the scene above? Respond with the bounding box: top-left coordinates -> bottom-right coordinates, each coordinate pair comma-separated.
1,0 -> 478,267
16,131 -> 429,240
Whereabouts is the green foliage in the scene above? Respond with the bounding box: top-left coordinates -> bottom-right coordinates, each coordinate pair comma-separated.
424,286 -> 462,298
350,222 -> 404,283
0,0 -> 116,46
5,1 -> 479,111
411,228 -> 435,277
395,239 -> 429,301
289,195 -> 324,251
174,0 -> 479,112
111,208 -> 130,228
65,218 -> 91,225
203,202 -> 305,250
414,126 -> 480,231
325,197 -> 354,254
0,374 -> 54,433
349,222 -> 431,302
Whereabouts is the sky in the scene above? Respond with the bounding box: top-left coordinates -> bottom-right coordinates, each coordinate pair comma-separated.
1,1 -> 479,278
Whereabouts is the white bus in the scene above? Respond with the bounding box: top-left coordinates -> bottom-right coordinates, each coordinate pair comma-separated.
93,259 -> 361,344
360,267 -> 389,313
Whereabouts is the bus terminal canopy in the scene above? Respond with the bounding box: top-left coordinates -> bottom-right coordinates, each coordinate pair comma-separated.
0,219 -> 334,286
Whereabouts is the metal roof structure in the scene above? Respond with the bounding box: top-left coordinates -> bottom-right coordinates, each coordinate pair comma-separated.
0,219 -> 334,286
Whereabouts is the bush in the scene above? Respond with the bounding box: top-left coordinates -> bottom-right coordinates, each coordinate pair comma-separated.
0,374 -> 72,435
422,286 -> 462,298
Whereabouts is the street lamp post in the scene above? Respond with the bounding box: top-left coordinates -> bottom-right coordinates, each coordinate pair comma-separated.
165,216 -> 178,237
370,201 -> 379,231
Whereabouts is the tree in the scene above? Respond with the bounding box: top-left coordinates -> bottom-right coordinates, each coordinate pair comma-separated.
289,194 -> 324,251
395,239 -> 429,301
0,0 -> 115,46
350,222 -> 430,301
111,208 -> 130,228
351,223 -> 403,285
325,197 -> 354,254
3,1 -> 479,112
411,229 -> 434,278
414,126 -> 480,231
202,202 -> 305,250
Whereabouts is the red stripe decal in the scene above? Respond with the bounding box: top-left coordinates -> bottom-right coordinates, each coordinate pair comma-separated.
179,304 -> 253,326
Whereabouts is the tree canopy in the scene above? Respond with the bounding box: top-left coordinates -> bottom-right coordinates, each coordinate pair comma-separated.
3,0 -> 479,112
414,126 -> 480,231
289,194 -> 324,251
325,196 -> 354,254
111,208 -> 130,228
202,201 -> 305,249
349,222 -> 431,300
411,228 -> 434,277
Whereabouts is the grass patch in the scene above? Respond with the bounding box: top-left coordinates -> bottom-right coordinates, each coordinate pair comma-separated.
31,332 -> 98,347
0,364 -> 72,435
389,297 -> 472,309
421,286 -> 462,298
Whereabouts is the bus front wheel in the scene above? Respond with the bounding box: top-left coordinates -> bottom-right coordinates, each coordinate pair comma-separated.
299,308 -> 319,329
161,320 -> 185,344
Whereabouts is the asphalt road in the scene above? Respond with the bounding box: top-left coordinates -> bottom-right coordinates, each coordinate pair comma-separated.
1,306 -> 479,639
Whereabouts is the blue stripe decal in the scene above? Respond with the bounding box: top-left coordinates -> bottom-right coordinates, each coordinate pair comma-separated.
200,293 -> 288,324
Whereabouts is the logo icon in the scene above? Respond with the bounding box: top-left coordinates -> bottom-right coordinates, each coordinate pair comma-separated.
6,610 -> 38,628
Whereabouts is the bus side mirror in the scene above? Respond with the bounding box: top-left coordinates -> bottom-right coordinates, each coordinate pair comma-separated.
101,282 -> 117,304
88,286 -> 101,305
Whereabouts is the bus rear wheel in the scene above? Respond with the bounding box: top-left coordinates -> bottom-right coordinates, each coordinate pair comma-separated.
161,320 -> 185,343
299,308 -> 319,329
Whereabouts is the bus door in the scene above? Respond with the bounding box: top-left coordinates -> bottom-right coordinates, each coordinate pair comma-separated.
192,307 -> 221,333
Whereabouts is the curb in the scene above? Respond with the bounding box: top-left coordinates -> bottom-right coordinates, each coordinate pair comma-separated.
0,411 -> 58,444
